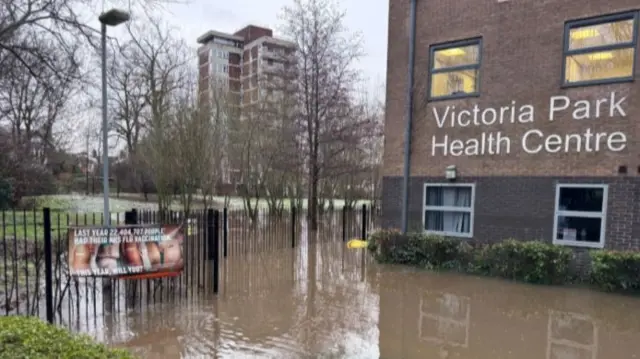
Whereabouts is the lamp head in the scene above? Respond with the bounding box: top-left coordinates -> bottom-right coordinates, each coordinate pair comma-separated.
99,9 -> 130,27
445,165 -> 457,181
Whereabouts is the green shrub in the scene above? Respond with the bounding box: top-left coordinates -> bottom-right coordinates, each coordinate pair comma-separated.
591,250 -> 640,293
368,229 -> 473,271
368,231 -> 572,285
474,239 -> 572,284
0,316 -> 136,359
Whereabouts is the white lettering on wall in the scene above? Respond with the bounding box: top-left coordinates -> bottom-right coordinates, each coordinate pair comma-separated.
428,91 -> 629,156
432,102 -> 534,129
431,132 -> 511,156
521,129 -> 627,154
549,92 -> 627,121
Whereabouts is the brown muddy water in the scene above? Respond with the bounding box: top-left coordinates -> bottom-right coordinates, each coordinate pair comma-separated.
97,236 -> 640,359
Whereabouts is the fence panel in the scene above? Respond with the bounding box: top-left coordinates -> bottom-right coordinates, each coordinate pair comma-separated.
0,204 -> 380,328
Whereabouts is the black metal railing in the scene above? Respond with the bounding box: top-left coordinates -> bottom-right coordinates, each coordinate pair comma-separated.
0,204 -> 379,328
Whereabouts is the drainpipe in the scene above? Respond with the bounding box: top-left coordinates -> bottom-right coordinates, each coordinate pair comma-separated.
400,0 -> 418,233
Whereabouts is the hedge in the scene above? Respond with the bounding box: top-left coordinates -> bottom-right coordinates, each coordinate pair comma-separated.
368,229 -> 640,293
474,240 -> 573,285
368,229 -> 573,285
0,316 -> 136,359
590,250 -> 640,293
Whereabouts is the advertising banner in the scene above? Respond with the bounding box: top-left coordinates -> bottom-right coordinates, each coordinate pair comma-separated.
68,224 -> 185,278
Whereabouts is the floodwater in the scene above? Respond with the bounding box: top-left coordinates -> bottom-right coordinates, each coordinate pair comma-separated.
99,233 -> 640,358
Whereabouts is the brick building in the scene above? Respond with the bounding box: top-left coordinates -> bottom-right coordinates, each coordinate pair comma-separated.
197,25 -> 296,188
383,1 -> 640,251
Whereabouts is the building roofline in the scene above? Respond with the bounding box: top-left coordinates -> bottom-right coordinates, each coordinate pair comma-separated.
197,30 -> 244,44
245,36 -> 297,49
233,23 -> 273,35
262,36 -> 296,48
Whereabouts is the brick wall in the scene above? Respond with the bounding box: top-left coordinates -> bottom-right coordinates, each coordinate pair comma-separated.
234,25 -> 273,43
382,175 -> 640,251
382,1 -> 640,261
384,0 -> 640,178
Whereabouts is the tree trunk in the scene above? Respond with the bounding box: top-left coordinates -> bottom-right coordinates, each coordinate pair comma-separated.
308,164 -> 319,231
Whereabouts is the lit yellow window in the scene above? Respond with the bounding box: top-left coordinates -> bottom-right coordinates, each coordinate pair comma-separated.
429,39 -> 481,99
564,13 -> 638,85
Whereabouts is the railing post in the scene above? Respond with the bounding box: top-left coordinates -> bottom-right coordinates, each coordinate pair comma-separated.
291,206 -> 296,248
207,209 -> 214,260
123,209 -> 138,303
342,206 -> 347,242
223,207 -> 228,258
213,209 -> 220,293
207,209 -> 220,293
124,208 -> 137,225
361,204 -> 367,241
43,207 -> 54,324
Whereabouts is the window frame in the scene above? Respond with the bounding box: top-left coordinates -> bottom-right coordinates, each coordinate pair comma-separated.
552,183 -> 608,249
422,183 -> 476,238
561,11 -> 639,88
428,37 -> 483,101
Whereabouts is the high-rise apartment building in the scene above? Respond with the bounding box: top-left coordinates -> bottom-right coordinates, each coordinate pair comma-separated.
196,25 -> 297,187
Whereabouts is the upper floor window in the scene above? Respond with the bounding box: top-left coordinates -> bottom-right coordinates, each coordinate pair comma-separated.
216,50 -> 229,59
211,63 -> 228,75
563,11 -> 638,86
429,38 -> 481,100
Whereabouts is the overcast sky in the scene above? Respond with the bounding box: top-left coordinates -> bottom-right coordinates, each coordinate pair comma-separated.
75,0 -> 388,153
95,0 -> 388,95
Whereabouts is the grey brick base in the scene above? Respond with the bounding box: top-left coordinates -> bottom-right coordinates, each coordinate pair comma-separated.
381,176 -> 640,251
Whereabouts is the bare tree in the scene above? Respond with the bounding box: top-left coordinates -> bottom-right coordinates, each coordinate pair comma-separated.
224,61 -> 304,221
332,89 -> 384,209
256,72 -> 303,216
123,13 -> 190,216
281,0 -> 366,230
0,0 -> 89,86
227,102 -> 267,222
318,89 -> 380,211
171,86 -> 199,214
0,0 -> 183,85
199,78 -> 237,210
364,110 -> 384,209
171,69 -> 229,215
108,42 -> 147,156
106,39 -> 149,196
0,38 -> 79,162
0,36 -> 79,202
0,0 -> 189,203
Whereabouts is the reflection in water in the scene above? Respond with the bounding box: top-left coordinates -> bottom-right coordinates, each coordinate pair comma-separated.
97,236 -> 640,358
378,270 -> 640,359
418,291 -> 471,348
547,311 -> 597,359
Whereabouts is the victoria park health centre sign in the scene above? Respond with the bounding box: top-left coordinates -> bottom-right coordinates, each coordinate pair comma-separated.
429,91 -> 629,157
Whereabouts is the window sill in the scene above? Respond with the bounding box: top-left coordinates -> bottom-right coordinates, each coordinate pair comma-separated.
428,92 -> 480,102
552,239 -> 604,249
425,230 -> 473,239
561,77 -> 634,89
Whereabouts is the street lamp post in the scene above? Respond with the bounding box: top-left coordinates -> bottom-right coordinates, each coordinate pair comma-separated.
99,9 -> 130,227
